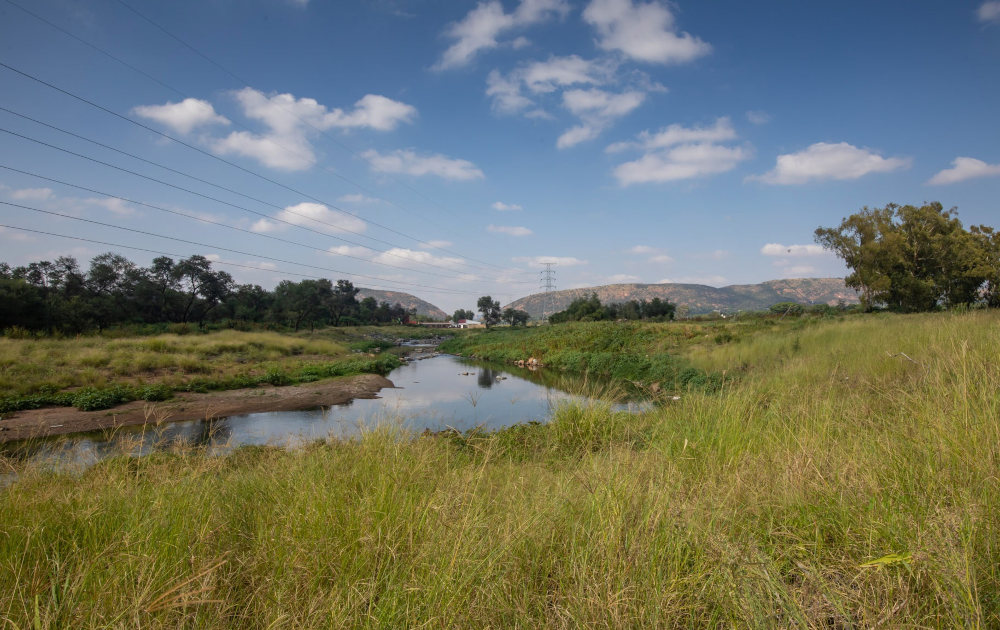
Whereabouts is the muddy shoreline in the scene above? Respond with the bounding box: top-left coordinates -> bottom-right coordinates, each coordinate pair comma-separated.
0,373 -> 395,444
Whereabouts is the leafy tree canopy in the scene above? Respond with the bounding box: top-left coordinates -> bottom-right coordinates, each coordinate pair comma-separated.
0,252 -> 416,333
476,296 -> 501,328
815,202 -> 1000,311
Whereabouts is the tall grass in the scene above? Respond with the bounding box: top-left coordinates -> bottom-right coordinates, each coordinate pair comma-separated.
0,329 -> 408,413
1,311 -> 998,627
440,321 -> 724,390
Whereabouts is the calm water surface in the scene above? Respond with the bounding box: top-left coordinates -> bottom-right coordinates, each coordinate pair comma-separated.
2,354 -> 640,473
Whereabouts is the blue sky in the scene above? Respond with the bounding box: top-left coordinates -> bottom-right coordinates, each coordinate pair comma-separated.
1,0 -> 998,313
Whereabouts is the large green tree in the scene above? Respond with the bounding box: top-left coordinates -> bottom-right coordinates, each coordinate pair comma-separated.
815,202 -> 998,311
476,296 -> 501,328
328,280 -> 361,326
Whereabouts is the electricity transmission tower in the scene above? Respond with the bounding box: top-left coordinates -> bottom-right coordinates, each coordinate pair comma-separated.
539,263 -> 556,322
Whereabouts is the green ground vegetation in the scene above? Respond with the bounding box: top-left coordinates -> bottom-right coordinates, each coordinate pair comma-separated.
439,313 -> 845,390
0,326 -> 440,413
1,310 -> 998,626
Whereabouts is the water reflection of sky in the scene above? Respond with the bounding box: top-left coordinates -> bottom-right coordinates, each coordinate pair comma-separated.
2,355 -> 644,476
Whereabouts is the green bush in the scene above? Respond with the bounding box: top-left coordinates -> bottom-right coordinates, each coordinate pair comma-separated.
263,369 -> 292,386
139,383 -> 173,402
72,385 -> 135,411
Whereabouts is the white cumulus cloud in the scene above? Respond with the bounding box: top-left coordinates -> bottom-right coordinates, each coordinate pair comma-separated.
556,125 -> 602,149
492,201 -> 523,211
978,1 -> 1000,22
610,118 -> 748,184
583,0 -> 711,64
328,245 -> 373,257
212,88 -> 415,171
372,248 -> 465,269
486,55 -> 653,147
751,142 -> 910,185
83,197 -> 136,216
251,202 -> 367,235
557,88 -> 645,148
9,187 -> 55,201
926,157 -> 1000,185
488,224 -> 533,236
486,56 -> 615,116
362,149 -> 485,180
486,70 -> 538,114
521,55 -> 615,93
563,87 -> 645,119
614,142 -> 750,185
627,244 -> 673,263
435,0 -> 570,70
133,98 -> 230,134
746,110 -> 770,125
606,116 -> 735,153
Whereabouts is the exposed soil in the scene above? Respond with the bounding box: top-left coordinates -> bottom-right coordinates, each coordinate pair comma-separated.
0,374 -> 394,443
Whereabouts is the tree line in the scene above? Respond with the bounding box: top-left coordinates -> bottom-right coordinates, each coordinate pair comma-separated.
548,294 -> 676,323
0,253 -> 416,333
815,202 -> 1000,311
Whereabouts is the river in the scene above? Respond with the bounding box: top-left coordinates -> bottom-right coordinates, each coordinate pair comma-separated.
1,353 -> 641,474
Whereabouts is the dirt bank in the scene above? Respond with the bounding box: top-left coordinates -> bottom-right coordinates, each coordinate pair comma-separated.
0,374 -> 394,443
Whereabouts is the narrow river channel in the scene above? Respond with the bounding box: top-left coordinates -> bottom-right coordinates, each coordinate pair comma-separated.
2,354 -> 642,474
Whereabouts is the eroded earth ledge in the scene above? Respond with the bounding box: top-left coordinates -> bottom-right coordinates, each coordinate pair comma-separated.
0,373 -> 394,443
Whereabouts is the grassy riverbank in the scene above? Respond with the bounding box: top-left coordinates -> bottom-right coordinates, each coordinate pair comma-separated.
438,315 -> 838,391
2,311 -> 999,627
0,326 -> 435,413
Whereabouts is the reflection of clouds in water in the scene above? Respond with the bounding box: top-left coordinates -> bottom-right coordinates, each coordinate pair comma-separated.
11,355 -> 624,473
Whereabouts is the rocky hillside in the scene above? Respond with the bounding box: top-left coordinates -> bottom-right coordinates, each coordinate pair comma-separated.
506,278 -> 859,319
357,289 -> 448,321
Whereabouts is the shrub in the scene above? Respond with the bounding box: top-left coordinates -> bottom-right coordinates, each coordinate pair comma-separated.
72,385 -> 135,411
263,368 -> 292,386
139,384 -> 172,402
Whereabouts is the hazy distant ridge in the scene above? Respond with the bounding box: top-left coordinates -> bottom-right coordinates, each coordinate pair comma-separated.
357,289 -> 448,320
506,278 -> 859,319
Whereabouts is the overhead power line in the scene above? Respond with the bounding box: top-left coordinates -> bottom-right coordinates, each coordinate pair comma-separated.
0,201 -> 474,295
1,0 -> 460,243
0,126 -> 470,276
112,0 -> 473,228
0,164 -> 460,280
0,59 -> 508,271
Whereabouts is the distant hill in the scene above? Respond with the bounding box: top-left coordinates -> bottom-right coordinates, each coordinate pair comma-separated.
506,278 -> 859,319
357,289 -> 448,321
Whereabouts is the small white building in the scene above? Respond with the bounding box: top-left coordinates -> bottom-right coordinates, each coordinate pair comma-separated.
454,319 -> 485,329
